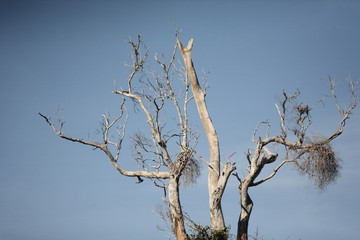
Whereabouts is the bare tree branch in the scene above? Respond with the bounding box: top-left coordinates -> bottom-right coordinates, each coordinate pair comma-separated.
38,112 -> 170,179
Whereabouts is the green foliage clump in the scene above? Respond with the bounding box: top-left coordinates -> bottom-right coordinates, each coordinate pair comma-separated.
187,225 -> 231,240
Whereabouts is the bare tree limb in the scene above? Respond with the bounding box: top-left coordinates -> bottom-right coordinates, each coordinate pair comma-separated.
38,112 -> 170,179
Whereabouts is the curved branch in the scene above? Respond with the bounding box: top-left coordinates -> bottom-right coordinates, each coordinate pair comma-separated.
39,112 -> 170,180
250,159 -> 293,187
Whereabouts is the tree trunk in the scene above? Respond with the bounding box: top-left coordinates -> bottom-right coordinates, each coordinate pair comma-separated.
237,184 -> 253,240
168,175 -> 187,240
177,38 -> 226,232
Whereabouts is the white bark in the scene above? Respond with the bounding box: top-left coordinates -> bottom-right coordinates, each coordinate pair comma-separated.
168,176 -> 187,240
41,34 -> 358,240
235,79 -> 358,239
40,36 -> 197,239
38,113 -> 170,180
177,38 -> 236,231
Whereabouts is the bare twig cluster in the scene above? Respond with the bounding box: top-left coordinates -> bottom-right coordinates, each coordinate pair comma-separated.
40,34 -> 359,240
234,76 -> 358,240
294,136 -> 341,190
41,34 -> 209,240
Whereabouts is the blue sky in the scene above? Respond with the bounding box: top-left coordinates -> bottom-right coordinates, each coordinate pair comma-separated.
1,0 -> 360,239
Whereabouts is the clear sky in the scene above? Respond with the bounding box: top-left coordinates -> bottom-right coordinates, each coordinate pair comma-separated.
1,0 -> 360,239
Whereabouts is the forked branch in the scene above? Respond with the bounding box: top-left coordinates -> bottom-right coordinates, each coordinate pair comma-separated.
243,78 -> 358,190
38,111 -> 170,180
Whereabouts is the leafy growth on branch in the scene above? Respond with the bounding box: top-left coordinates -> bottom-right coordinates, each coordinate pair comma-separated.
187,225 -> 231,240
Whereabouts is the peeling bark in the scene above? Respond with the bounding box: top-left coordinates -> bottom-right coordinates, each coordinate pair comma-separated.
168,176 -> 187,240
236,183 -> 253,240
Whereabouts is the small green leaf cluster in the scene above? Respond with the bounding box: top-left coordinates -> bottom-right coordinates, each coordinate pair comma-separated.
187,225 -> 231,240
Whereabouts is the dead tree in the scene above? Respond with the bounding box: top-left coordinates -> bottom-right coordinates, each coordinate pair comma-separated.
177,38 -> 236,234
233,79 -> 358,240
40,34 -> 358,240
40,35 -> 201,240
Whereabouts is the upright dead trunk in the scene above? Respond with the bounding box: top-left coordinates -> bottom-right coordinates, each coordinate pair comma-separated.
237,183 -> 253,240
177,38 -> 226,231
168,175 -> 187,240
